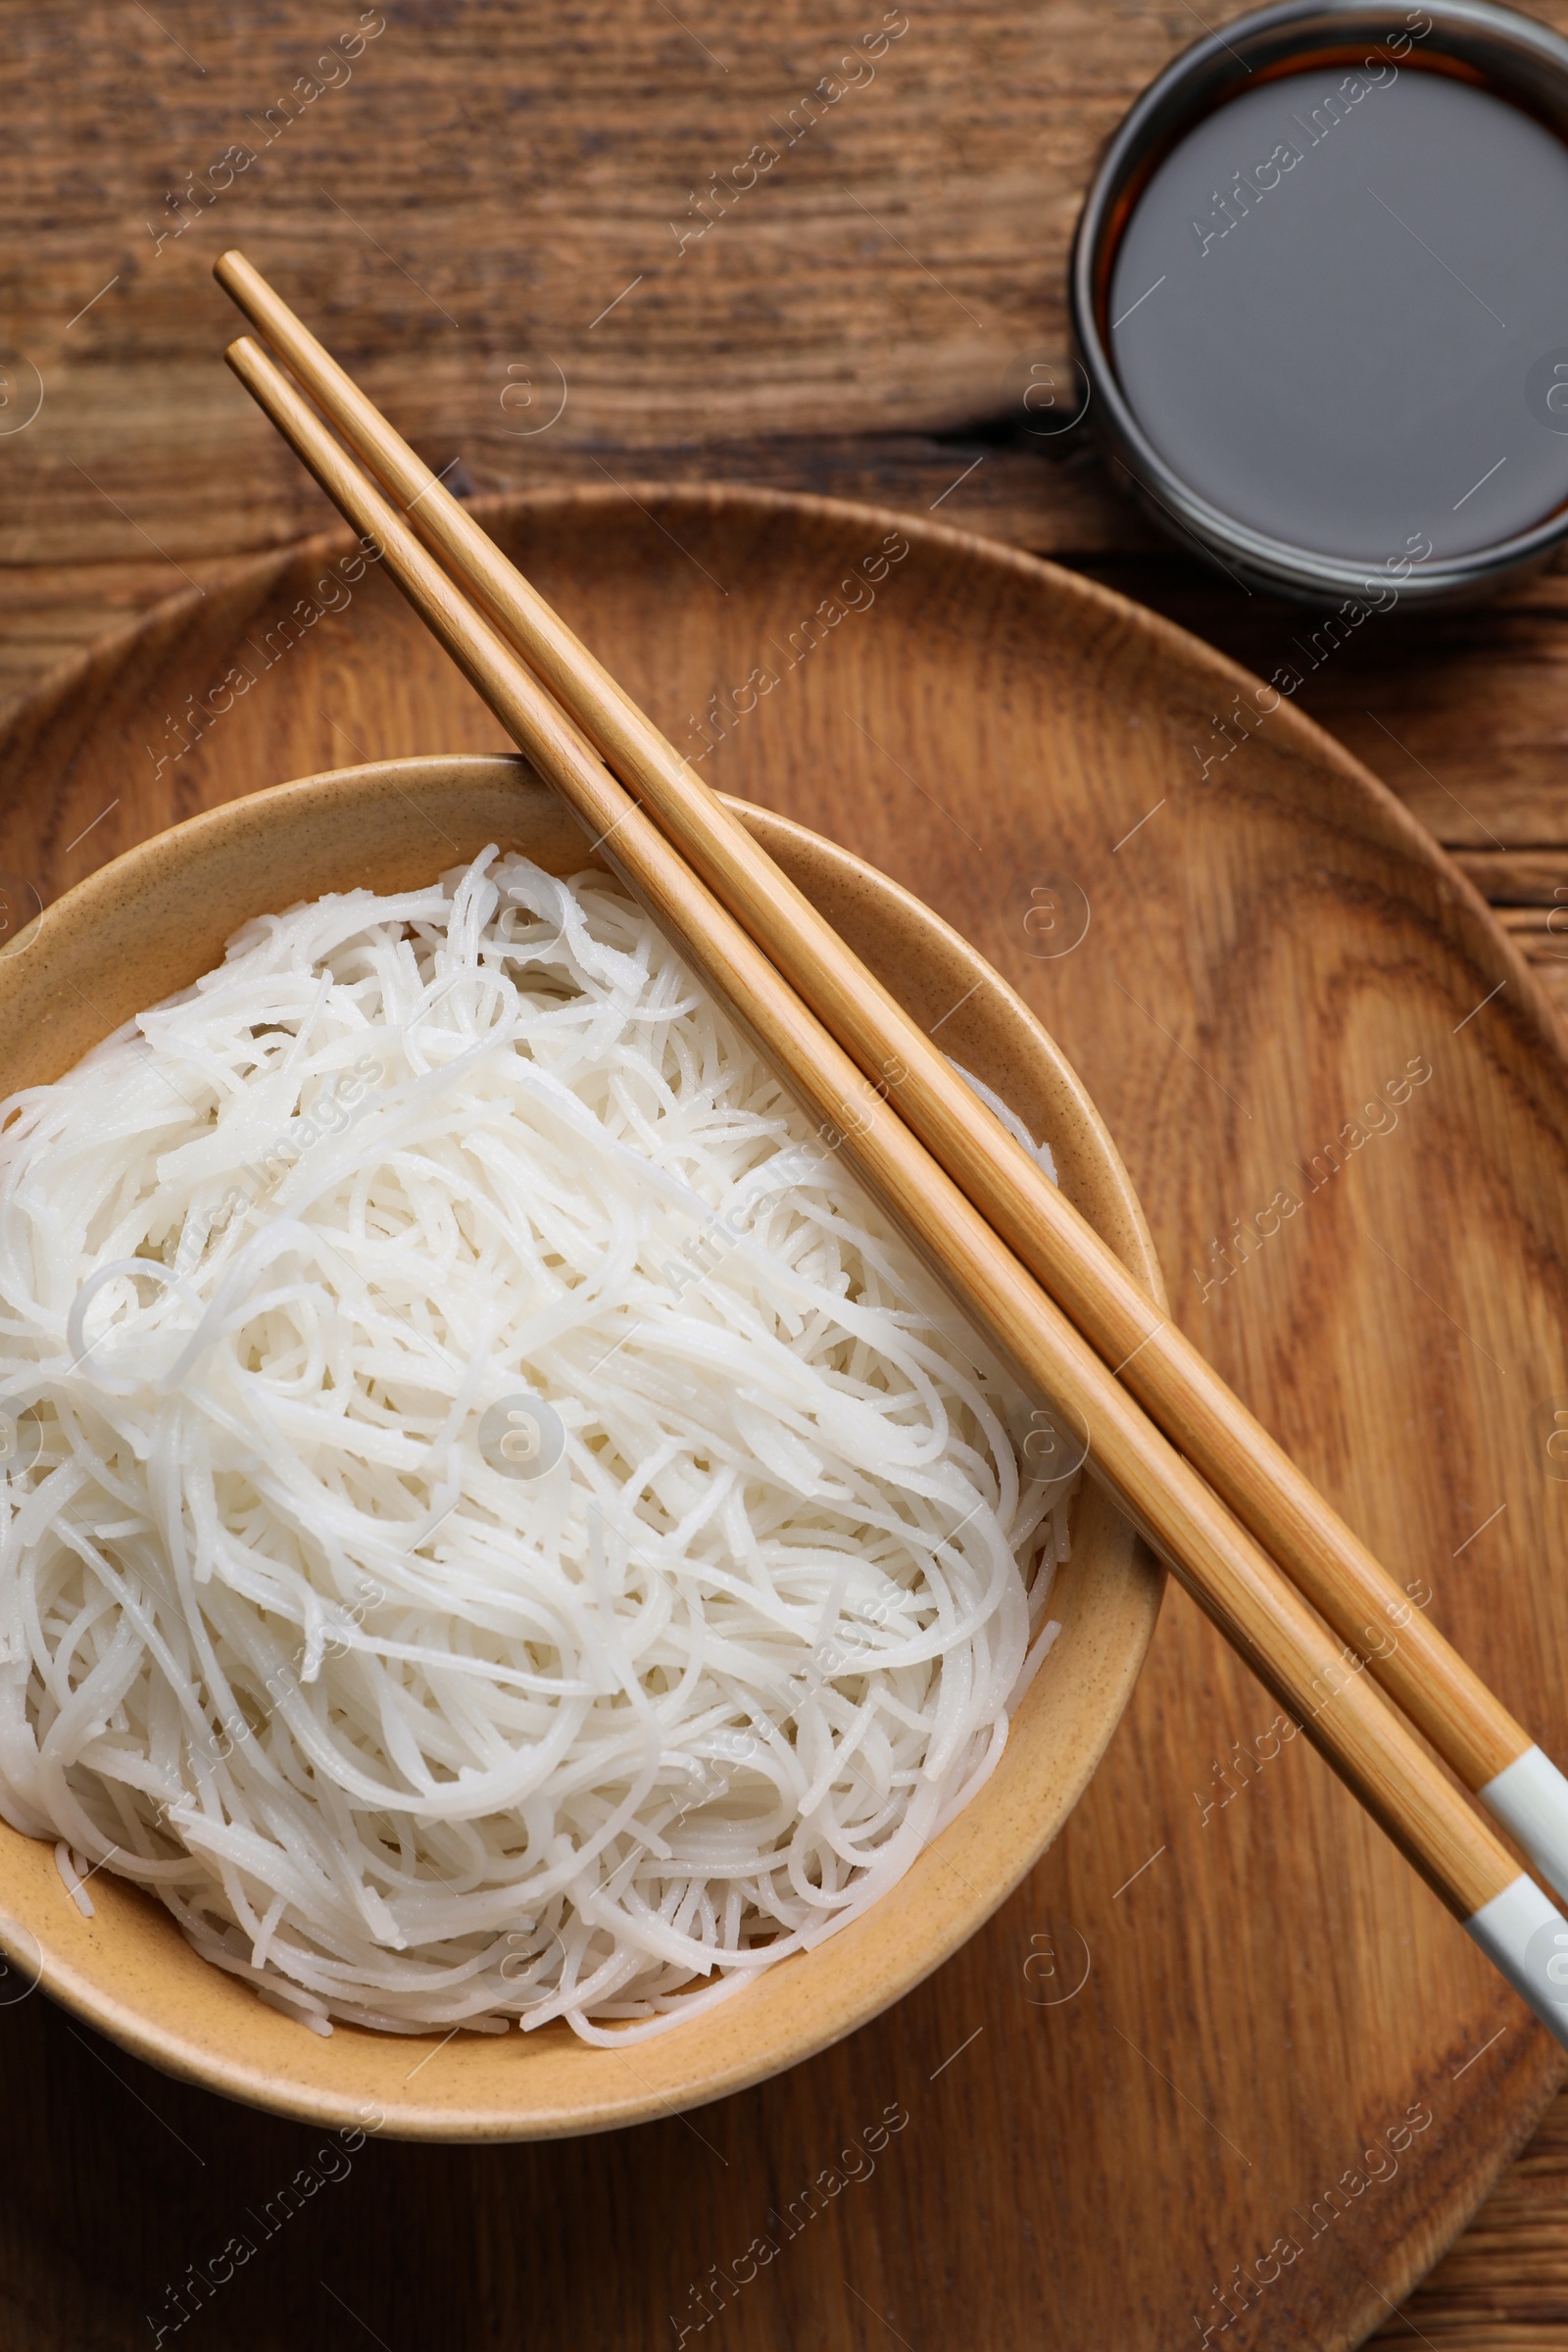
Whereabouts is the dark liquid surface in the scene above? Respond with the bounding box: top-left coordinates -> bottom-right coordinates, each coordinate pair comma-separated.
1108,62 -> 1568,562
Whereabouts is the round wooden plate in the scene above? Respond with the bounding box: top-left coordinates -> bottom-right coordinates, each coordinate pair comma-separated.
1,486 -> 1564,2350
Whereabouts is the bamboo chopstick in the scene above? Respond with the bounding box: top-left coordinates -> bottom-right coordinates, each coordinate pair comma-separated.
212,246 -> 1568,1909
219,307 -> 1568,2044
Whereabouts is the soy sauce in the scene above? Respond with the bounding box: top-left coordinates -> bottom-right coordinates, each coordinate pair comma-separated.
1107,61 -> 1568,563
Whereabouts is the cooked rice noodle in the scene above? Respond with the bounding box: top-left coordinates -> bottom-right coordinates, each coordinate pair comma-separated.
0,849 -> 1073,2040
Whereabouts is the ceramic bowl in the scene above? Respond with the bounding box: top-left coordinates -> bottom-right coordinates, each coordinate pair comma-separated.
1070,0 -> 1568,606
0,753 -> 1165,2139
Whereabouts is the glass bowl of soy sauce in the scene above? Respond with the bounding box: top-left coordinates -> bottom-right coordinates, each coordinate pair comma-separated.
1070,0 -> 1568,605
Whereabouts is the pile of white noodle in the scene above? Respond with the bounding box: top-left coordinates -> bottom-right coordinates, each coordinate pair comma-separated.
0,850 -> 1073,2041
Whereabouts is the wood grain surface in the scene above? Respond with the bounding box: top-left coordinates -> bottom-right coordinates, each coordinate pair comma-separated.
8,0 -> 1568,2339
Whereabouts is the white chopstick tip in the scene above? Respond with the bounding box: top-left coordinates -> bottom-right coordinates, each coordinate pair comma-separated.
1466,1871 -> 1568,2052
1480,1744 -> 1568,1903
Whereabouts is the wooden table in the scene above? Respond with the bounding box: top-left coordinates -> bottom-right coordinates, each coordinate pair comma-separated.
5,0 -> 1568,2337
